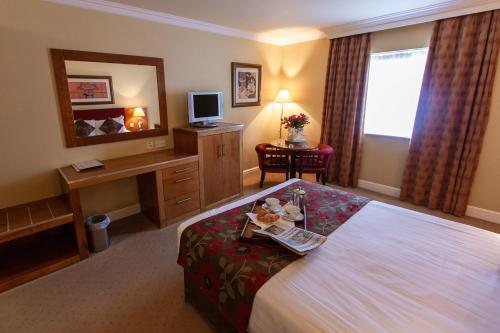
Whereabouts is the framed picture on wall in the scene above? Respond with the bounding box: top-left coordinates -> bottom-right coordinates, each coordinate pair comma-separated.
231,62 -> 261,107
68,75 -> 115,105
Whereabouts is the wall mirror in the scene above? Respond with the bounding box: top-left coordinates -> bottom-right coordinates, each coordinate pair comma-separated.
51,49 -> 168,147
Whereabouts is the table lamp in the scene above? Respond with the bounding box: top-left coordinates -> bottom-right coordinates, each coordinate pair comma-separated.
275,89 -> 293,139
133,107 -> 146,130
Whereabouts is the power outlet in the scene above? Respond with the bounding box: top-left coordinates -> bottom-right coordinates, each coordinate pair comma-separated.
146,141 -> 154,149
154,140 -> 166,148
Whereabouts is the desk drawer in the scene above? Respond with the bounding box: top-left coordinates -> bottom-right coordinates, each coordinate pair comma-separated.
165,191 -> 200,220
163,171 -> 199,200
162,162 -> 198,179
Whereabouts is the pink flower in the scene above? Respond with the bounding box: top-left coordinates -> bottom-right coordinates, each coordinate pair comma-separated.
282,113 -> 310,129
337,213 -> 348,223
347,204 -> 359,212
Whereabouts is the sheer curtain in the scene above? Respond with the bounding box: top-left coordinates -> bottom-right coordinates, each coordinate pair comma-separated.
364,48 -> 428,138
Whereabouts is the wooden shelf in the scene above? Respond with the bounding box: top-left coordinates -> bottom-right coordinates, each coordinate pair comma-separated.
0,225 -> 80,292
0,195 -> 74,244
0,196 -> 79,293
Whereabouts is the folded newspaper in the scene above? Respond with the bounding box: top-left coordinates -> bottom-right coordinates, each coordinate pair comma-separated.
246,213 -> 327,255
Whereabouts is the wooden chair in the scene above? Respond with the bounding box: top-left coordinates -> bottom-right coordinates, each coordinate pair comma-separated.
255,143 -> 291,188
296,144 -> 334,185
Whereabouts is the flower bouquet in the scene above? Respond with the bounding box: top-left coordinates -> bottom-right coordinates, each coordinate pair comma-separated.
282,113 -> 310,142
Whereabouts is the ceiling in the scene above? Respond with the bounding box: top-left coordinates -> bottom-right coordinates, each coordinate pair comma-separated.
112,0 -> 447,31
50,0 -> 500,45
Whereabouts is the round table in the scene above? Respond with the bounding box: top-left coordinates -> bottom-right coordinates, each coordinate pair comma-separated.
269,139 -> 319,178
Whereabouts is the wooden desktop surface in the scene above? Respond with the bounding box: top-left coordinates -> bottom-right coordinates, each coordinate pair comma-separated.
59,149 -> 198,189
174,122 -> 243,136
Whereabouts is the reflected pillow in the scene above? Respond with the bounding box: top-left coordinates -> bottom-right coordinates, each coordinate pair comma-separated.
74,119 -> 96,137
96,115 -> 125,135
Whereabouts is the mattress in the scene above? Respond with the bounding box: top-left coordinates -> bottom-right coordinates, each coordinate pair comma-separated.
177,180 -> 500,333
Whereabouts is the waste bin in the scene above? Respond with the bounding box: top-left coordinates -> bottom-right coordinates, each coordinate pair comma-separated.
86,215 -> 111,252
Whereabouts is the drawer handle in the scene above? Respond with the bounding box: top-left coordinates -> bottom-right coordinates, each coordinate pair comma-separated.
174,168 -> 193,174
217,144 -> 222,158
175,177 -> 192,183
176,197 -> 192,205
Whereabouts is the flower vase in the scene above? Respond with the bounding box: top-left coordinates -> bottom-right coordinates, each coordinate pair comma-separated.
286,127 -> 306,143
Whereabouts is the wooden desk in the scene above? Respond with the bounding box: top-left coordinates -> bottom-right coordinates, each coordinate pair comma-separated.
58,149 -> 200,259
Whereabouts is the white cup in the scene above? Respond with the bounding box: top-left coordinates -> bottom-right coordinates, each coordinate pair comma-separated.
265,197 -> 280,210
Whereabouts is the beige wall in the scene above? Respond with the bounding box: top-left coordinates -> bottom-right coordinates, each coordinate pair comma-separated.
281,38 -> 330,142
1,1 -> 499,215
280,22 -> 500,213
468,57 -> 500,211
0,0 -> 281,215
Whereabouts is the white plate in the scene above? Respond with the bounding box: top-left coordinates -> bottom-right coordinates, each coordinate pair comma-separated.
262,203 -> 282,213
282,213 -> 304,222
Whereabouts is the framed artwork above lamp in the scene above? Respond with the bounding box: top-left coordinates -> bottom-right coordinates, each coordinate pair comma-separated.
231,62 -> 261,107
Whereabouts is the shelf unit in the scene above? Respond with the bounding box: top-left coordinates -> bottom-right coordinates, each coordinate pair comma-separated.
0,195 -> 80,292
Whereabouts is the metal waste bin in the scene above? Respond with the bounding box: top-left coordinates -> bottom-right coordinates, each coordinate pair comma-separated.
86,215 -> 111,252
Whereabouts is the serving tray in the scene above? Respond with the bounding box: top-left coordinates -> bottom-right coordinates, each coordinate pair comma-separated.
239,199 -> 307,245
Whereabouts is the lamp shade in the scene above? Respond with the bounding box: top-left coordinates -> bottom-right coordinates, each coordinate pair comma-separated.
275,89 -> 293,103
133,107 -> 146,117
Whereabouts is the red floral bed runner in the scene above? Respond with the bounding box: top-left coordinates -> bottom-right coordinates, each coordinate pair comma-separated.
177,180 -> 370,332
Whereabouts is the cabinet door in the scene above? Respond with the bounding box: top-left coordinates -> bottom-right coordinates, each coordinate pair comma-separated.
221,131 -> 242,198
201,134 -> 223,206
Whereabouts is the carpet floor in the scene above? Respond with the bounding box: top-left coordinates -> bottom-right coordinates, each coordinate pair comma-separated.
0,172 -> 498,333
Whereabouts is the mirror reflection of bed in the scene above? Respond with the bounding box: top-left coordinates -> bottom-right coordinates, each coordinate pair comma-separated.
65,60 -> 161,137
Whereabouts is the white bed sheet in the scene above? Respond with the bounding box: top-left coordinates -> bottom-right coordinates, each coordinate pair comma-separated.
177,181 -> 500,333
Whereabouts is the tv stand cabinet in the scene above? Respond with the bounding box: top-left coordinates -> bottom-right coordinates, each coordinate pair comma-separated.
173,123 -> 243,210
190,121 -> 218,128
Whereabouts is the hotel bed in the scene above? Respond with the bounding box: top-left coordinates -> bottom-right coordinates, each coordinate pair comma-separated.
177,179 -> 500,333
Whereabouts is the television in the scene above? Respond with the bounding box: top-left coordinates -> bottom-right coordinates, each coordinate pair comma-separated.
187,91 -> 223,127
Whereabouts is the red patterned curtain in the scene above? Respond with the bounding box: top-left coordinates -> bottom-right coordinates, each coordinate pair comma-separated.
321,33 -> 371,187
400,10 -> 500,216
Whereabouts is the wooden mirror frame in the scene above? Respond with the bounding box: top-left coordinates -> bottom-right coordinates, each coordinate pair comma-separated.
51,49 -> 168,147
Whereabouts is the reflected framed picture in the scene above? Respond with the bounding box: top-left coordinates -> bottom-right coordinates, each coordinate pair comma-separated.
231,62 -> 261,107
68,75 -> 114,105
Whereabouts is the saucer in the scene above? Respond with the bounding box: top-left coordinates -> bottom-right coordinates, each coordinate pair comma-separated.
262,203 -> 282,213
282,212 -> 304,222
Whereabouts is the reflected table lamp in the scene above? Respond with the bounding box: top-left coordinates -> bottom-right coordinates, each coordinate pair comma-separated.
133,107 -> 146,130
275,89 -> 293,139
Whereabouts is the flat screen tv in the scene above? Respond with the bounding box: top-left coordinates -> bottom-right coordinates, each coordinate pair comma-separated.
187,91 -> 223,127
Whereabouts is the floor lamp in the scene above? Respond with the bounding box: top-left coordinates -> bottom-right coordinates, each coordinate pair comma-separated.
275,89 -> 293,139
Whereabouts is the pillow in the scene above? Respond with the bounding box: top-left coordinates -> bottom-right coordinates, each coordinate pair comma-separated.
96,115 -> 125,135
74,119 -> 96,137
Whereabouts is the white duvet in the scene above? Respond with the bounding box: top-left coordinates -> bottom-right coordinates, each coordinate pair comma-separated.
178,179 -> 500,333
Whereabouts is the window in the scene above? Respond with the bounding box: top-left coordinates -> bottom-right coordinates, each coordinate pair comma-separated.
364,48 -> 428,138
